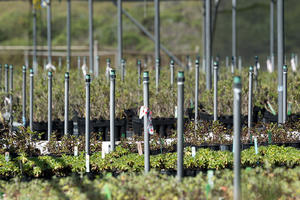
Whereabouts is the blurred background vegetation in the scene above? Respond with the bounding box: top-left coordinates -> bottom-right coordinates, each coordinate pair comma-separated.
0,0 -> 299,65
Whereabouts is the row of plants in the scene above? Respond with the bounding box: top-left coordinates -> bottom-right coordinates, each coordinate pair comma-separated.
0,166 -> 299,199
0,64 -> 299,121
0,120 -> 299,156
0,145 -> 299,178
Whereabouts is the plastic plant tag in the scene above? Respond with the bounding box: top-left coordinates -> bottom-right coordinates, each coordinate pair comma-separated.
74,146 -> 78,156
175,106 -> 177,118
139,106 -> 154,135
254,137 -> 258,155
288,103 -> 292,116
207,170 -> 214,189
192,146 -> 196,158
267,101 -> 276,115
137,142 -> 143,155
268,132 -> 272,144
102,142 -> 111,158
5,152 -> 9,162
86,154 -> 90,173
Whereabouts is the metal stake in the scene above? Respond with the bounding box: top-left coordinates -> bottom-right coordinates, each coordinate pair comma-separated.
154,0 -> 160,66
110,70 -> 116,151
283,65 -> 287,123
67,0 -> 71,72
195,59 -> 199,124
177,71 -> 184,181
30,69 -> 34,131
22,66 -> 27,126
232,0 -> 237,69
213,62 -> 218,121
170,59 -> 174,87
121,59 -> 125,82
248,66 -> 253,130
9,65 -> 13,128
143,71 -> 150,172
48,71 -> 52,141
117,0 -> 123,69
4,64 -> 8,94
155,58 -> 160,92
89,0 -> 94,74
233,76 -> 242,200
137,60 -> 141,86
205,0 -> 211,90
64,72 -> 69,135
32,6 -> 37,73
85,74 -> 91,173
47,0 -> 52,65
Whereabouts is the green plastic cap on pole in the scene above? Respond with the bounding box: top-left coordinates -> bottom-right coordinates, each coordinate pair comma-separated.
30,68 -> 34,74
170,59 -> 174,65
234,76 -> 241,88
23,65 -> 26,71
143,71 -> 149,82
137,60 -> 141,65
48,71 -> 52,76
4,64 -> 8,68
85,74 -> 91,82
178,71 -> 185,82
213,61 -> 218,68
9,64 -> 13,69
110,69 -> 116,78
283,65 -> 288,72
249,66 -> 253,72
106,58 -> 111,63
121,59 -> 125,64
195,59 -> 199,65
65,72 -> 69,78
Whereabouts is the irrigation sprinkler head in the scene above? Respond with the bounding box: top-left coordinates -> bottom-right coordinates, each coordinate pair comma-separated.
22,65 -> 26,71
137,60 -> 141,65
30,68 -> 34,74
213,61 -> 219,69
121,59 -> 126,64
170,59 -> 174,65
143,71 -> 149,82
233,76 -> 241,89
65,72 -> 70,79
110,69 -> 116,79
283,65 -> 288,73
178,71 -> 185,82
249,66 -> 254,72
106,58 -> 111,63
4,64 -> 8,69
48,71 -> 52,77
195,59 -> 199,65
85,74 -> 91,82
9,65 -> 13,69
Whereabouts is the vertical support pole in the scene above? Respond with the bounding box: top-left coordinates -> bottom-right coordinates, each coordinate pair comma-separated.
67,0 -> 71,72
0,64 -> 2,91
238,56 -> 242,71
110,70 -> 116,151
213,62 -> 218,121
270,0 -> 274,69
226,56 -> 229,69
117,0 -> 123,69
195,59 -> 199,124
232,0 -> 237,69
30,69 -> 34,132
48,71 -> 52,141
233,76 -> 242,200
277,0 -> 284,124
85,74 -> 91,173
155,58 -> 160,92
283,65 -> 287,123
254,56 -> 259,91
64,72 -> 69,135
170,59 -> 174,87
177,71 -> 184,181
4,64 -> 8,94
88,0 -> 94,74
77,56 -> 81,75
32,6 -> 37,73
137,60 -> 141,86
121,59 -> 125,82
47,0 -> 52,65
106,58 -> 111,82
248,66 -> 253,131
205,0 -> 211,90
95,55 -> 99,77
154,0 -> 160,68
22,66 -> 27,126
202,0 -> 206,71
143,71 -> 150,173
58,57 -> 62,70
9,65 -> 13,128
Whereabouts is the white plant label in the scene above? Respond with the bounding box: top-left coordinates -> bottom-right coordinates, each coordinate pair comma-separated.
74,146 -> 78,156
192,146 -> 196,158
5,152 -> 9,162
86,154 -> 90,173
207,170 -> 214,188
254,137 -> 258,155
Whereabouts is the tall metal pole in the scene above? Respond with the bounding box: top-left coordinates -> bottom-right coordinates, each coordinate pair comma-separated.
195,59 -> 199,124
283,65 -> 287,123
154,0 -> 160,68
121,59 -> 125,82
177,71 -> 184,181
170,59 -> 174,87
277,0 -> 284,124
9,65 -> 13,128
4,64 -> 8,94
85,74 -> 91,173
205,0 -> 211,90
248,66 -> 253,130
32,6 -> 37,72
155,58 -> 160,92
202,0 -> 206,70
213,61 -> 218,121
88,0 -> 94,74
110,70 -> 116,151
0,64 -> 2,91
137,60 -> 141,86
64,72 -> 69,135
22,66 -> 27,126
29,69 -> 34,132
117,0 -> 123,69
143,71 -> 150,173
47,0 -> 52,65
233,76 -> 242,200
67,0 -> 71,72
270,0 -> 274,68
232,0 -> 237,69
48,71 -> 52,141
